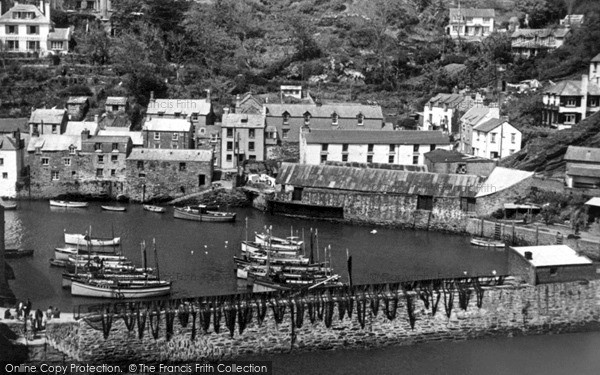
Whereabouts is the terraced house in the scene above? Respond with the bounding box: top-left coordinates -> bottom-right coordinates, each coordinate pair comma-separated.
511,28 -> 570,58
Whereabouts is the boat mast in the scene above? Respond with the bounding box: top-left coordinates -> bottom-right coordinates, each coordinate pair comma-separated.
315,229 -> 319,263
328,245 -> 332,277
153,238 -> 160,280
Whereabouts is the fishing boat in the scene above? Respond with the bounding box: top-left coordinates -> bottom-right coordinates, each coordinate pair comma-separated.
173,206 -> 236,222
251,274 -> 341,293
5,248 -> 34,258
50,200 -> 89,208
62,271 -> 158,288
236,263 -> 332,280
71,279 -> 172,298
49,258 -> 69,267
470,237 -> 505,248
143,204 -> 166,213
242,241 -> 302,254
101,205 -> 127,212
54,246 -> 118,260
255,232 -> 303,249
64,233 -> 121,247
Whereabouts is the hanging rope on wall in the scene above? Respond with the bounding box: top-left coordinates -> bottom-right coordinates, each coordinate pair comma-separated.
237,300 -> 252,335
294,297 -> 304,329
418,282 -> 432,310
122,304 -> 136,332
136,308 -> 147,340
337,294 -> 347,321
224,302 -> 237,338
443,281 -> 455,318
346,291 -> 353,318
255,296 -> 267,326
383,293 -> 398,321
149,308 -> 161,340
370,286 -> 380,316
474,278 -> 485,308
200,307 -> 211,333
324,295 -> 334,328
457,279 -> 472,311
178,302 -> 190,328
100,309 -> 113,340
316,295 -> 325,321
404,290 -> 416,330
289,301 -> 296,349
191,306 -> 197,341
213,301 -> 222,334
356,292 -> 367,329
271,298 -> 287,325
165,308 -> 176,341
307,297 -> 316,324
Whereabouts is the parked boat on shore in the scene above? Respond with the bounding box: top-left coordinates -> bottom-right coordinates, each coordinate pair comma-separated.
64,233 -> 121,247
71,279 -> 172,298
470,237 -> 505,248
101,205 -> 127,212
50,200 -> 89,208
143,204 -> 166,213
173,206 -> 236,222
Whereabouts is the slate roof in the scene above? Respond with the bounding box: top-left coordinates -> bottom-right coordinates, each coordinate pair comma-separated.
449,8 -> 495,18
146,99 -> 211,116
0,4 -> 50,25
461,107 -> 495,126
0,118 -> 28,133
265,103 -> 383,119
584,197 -> 600,207
476,167 -> 534,198
0,135 -> 21,151
511,245 -> 592,267
105,97 -> 128,106
144,117 -> 191,132
64,121 -> 98,136
221,113 -> 265,128
566,164 -> 600,178
29,109 -> 67,124
304,130 -> 451,145
428,93 -> 465,108
48,28 -> 71,41
276,163 -> 481,197
83,135 -> 130,144
564,146 -> 600,163
98,128 -> 143,146
474,118 -> 506,133
424,149 -> 493,164
511,28 -> 570,39
592,53 -> 600,63
544,80 -> 600,96
27,135 -> 80,152
127,148 -> 212,162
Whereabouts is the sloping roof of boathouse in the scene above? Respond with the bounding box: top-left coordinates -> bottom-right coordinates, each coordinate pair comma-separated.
276,163 -> 482,197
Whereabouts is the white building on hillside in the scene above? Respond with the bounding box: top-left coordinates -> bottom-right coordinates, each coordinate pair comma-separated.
300,130 -> 452,166
0,131 -> 26,198
460,106 -> 500,154
446,8 -> 496,40
471,118 -> 521,159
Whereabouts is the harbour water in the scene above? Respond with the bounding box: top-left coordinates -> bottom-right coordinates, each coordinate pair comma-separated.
4,201 -> 599,374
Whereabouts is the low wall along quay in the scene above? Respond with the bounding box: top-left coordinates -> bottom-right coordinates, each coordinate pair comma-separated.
36,278 -> 600,363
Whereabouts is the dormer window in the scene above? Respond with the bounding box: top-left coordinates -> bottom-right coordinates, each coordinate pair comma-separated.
94,143 -> 102,151
357,113 -> 364,126
172,133 -> 179,141
154,132 -> 160,141
303,112 -> 311,125
282,112 -> 290,125
69,145 -> 76,155
331,112 -> 338,125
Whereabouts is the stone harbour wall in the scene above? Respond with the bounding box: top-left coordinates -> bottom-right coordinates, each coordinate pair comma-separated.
55,280 -> 600,363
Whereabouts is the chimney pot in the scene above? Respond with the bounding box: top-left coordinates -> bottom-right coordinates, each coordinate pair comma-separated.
150,91 -> 155,101
524,251 -> 533,260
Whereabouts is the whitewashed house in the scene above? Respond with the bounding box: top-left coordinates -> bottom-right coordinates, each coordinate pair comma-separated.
421,93 -> 469,133
0,131 -> 26,198
459,105 -> 500,154
300,129 -> 452,166
446,8 -> 495,40
471,118 -> 521,159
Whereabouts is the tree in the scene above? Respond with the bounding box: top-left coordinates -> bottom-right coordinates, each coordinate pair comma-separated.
515,0 -> 566,28
75,22 -> 111,65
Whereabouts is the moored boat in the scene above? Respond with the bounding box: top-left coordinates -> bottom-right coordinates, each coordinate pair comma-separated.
255,232 -> 303,249
71,279 -> 172,298
55,246 -> 117,260
242,240 -> 302,254
50,200 -> 89,208
5,248 -> 34,258
101,205 -> 127,212
64,233 -> 121,247
143,204 -> 166,213
173,206 -> 236,222
470,237 -> 505,248
62,272 -> 158,288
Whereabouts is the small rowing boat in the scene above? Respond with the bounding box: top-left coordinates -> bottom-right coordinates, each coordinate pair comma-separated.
101,205 -> 127,212
64,233 -> 121,247
50,200 -> 89,208
173,206 -> 236,222
470,237 -> 505,248
5,248 -> 34,258
0,199 -> 17,210
71,279 -> 172,298
143,204 -> 166,213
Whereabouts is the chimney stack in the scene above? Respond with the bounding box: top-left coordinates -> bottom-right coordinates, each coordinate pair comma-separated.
94,114 -> 99,124
150,91 -> 155,102
206,89 -> 211,102
524,251 -> 533,260
582,74 -> 589,114
81,128 -> 90,142
235,94 -> 241,111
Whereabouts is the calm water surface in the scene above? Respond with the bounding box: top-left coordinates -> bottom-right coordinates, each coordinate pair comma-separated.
5,201 -> 599,374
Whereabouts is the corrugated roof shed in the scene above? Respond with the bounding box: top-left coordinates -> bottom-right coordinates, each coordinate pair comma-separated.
146,99 -> 211,116
29,109 -> 67,125
564,146 -> 600,163
304,130 -> 451,145
511,245 -> 592,267
276,163 -> 481,197
98,128 -> 143,146
449,8 -> 495,18
265,103 -> 383,119
127,148 -> 212,162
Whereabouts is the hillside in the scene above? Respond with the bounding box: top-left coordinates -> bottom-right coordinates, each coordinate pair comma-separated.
500,111 -> 600,175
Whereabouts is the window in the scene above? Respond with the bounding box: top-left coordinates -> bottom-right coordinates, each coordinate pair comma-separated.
111,155 -> 118,162
72,171 -> 77,178
50,41 -> 63,50
565,114 -> 576,124
417,195 -> 433,210
154,132 -> 160,141
6,26 -> 17,34
590,98 -> 599,107
2,173 -> 7,179
137,161 -> 144,170
413,144 -> 419,152
172,133 -> 179,141
483,17 -> 490,23
97,155 -> 104,163
198,174 -> 206,186
0,158 -> 3,165
303,112 -> 311,125
566,98 -> 576,107
42,158 -> 49,166
367,144 -> 374,153
64,158 -> 71,166
490,151 -> 499,159
28,26 -> 38,35
199,128 -> 206,135
172,143 -> 178,149
249,129 -> 255,139
491,133 -> 496,143
282,112 -> 290,125
511,133 -> 516,143
95,143 -> 102,151
509,149 -> 515,155
331,112 -> 338,125
51,171 -> 59,181
320,154 -> 327,163
27,41 -> 39,51
7,41 -> 19,50
322,144 -> 328,152
342,154 -> 348,162
249,142 -> 255,151
227,129 -> 233,138
430,144 -> 436,151
342,144 -> 349,152
248,155 -> 256,160
179,163 -> 186,171
460,197 -> 476,212
550,267 -> 558,276
112,105 -> 119,112
292,187 -> 303,201
174,113 -> 181,118
226,154 -> 232,162
389,145 -> 395,153
367,155 -> 373,163
388,155 -> 394,163
110,169 -> 116,177
112,143 -> 119,151
357,114 -> 364,126
227,141 -> 233,151
69,146 -> 76,155
96,169 -> 104,177
192,113 -> 199,121
138,173 -> 146,178
282,129 -> 289,139
413,155 -> 419,164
